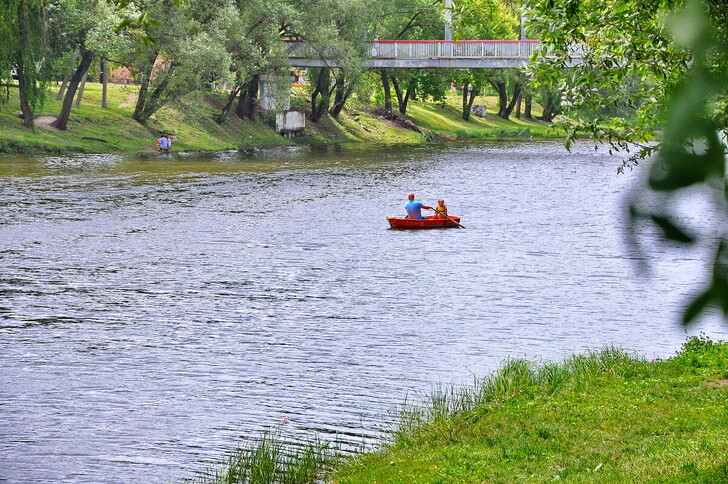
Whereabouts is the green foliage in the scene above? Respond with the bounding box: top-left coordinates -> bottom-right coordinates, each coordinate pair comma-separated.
672,333 -> 728,376
453,0 -> 519,40
1,0 -> 50,126
523,0 -> 689,160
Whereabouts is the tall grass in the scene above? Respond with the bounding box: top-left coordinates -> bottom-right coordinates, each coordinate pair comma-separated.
186,431 -> 338,484
394,346 -> 639,444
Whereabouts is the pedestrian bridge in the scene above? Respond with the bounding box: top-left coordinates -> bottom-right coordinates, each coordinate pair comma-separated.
285,40 -> 576,69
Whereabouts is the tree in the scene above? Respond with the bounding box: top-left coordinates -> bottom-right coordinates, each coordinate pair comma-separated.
522,0 -> 690,161
309,67 -> 331,122
453,0 -> 524,120
487,68 -> 526,120
627,0 -> 728,324
121,0 -> 232,124
49,0 -> 131,129
49,0 -> 96,130
295,0 -> 371,121
214,0 -> 295,124
452,0 -> 517,41
1,0 -> 49,128
367,0 -> 445,114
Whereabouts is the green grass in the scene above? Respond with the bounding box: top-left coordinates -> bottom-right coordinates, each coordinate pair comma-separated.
0,83 -> 563,154
332,335 -> 728,484
186,431 -> 339,484
0,83 -> 289,154
405,96 -> 559,141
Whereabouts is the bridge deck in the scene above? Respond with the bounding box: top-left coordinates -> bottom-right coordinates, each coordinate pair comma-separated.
286,40 -> 564,69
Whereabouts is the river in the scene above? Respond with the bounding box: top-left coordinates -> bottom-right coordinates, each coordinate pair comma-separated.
0,142 -> 725,483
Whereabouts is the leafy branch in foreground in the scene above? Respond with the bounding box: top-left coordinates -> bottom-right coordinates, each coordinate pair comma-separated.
523,0 -> 691,166
627,0 -> 728,324
527,0 -> 728,324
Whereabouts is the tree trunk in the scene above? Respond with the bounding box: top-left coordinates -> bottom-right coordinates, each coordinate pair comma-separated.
235,74 -> 259,120
74,70 -> 89,108
401,83 -> 414,115
379,69 -> 392,114
391,75 -> 404,112
53,48 -> 94,130
539,93 -> 557,122
515,95 -> 522,119
501,84 -> 522,120
101,57 -> 108,108
462,84 -> 478,120
524,94 -> 533,120
15,0 -> 33,128
16,58 -> 33,128
13,0 -> 47,129
390,76 -> 414,115
131,50 -> 158,124
132,59 -> 177,124
329,71 -> 351,118
462,85 -> 468,120
56,46 -> 81,101
310,68 -> 331,122
215,84 -> 244,124
489,80 -> 509,118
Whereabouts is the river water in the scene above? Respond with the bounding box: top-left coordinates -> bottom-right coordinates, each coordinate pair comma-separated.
1,142 -> 725,483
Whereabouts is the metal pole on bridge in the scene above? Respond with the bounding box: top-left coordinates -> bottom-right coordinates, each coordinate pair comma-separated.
519,15 -> 527,57
520,15 -> 527,41
444,0 -> 454,57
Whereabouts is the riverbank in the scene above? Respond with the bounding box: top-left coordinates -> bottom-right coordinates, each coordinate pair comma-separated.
0,82 -> 559,154
193,336 -> 728,483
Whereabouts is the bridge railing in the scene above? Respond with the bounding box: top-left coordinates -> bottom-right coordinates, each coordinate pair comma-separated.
285,40 -> 547,59
373,40 -> 543,58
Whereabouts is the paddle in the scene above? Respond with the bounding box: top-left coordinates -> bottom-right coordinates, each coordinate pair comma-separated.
429,208 -> 466,228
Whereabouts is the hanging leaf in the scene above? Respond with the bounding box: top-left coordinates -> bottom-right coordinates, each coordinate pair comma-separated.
682,288 -> 714,324
649,215 -> 695,243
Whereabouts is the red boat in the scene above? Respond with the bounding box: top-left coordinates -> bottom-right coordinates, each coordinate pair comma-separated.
387,215 -> 462,229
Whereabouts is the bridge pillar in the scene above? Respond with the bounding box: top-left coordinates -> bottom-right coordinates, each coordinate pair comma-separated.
258,74 -> 290,112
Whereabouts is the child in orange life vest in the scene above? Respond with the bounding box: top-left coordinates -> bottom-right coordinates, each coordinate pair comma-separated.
434,199 -> 448,219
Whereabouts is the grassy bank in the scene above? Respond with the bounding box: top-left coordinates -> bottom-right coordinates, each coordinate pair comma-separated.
0,82 -> 559,154
190,336 -> 728,483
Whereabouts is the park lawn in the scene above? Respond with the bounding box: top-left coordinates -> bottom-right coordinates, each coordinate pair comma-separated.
406,94 -> 557,140
331,337 -> 728,484
0,83 -> 562,154
0,83 -> 289,153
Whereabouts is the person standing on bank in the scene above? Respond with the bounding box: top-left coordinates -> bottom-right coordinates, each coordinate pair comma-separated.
157,134 -> 171,153
405,193 -> 433,219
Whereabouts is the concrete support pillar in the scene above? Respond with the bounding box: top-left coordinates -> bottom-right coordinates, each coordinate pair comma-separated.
258,74 -> 291,112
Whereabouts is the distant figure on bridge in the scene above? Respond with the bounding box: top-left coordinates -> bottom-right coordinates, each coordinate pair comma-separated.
371,36 -> 379,57
405,193 -> 433,219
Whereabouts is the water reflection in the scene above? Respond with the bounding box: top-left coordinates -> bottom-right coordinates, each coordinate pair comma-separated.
0,142 -> 725,483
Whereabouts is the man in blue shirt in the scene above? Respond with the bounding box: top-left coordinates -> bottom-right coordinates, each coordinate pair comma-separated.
157,134 -> 171,152
405,193 -> 433,219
